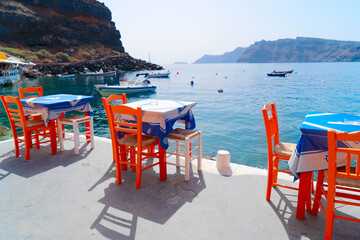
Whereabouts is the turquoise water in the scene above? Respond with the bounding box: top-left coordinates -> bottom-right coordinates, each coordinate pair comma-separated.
1,62 -> 360,170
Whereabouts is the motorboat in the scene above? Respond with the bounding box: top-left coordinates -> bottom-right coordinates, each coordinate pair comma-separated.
95,73 -> 156,97
79,68 -> 116,77
57,74 -> 75,79
148,71 -> 170,78
267,72 -> 286,77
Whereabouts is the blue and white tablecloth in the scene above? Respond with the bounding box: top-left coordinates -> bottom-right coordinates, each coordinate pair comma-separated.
115,99 -> 196,150
21,94 -> 93,125
289,112 -> 360,178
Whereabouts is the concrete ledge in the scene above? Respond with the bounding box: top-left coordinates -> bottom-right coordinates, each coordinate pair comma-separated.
0,137 -> 359,239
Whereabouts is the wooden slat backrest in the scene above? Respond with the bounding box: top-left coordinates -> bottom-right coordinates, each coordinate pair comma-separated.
19,86 -> 43,99
328,130 -> 360,181
102,94 -> 128,136
262,103 -> 280,152
103,94 -> 127,105
108,104 -> 143,146
0,95 -> 27,131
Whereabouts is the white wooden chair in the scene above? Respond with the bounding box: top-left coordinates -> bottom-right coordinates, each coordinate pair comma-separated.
57,115 -> 95,154
166,128 -> 202,181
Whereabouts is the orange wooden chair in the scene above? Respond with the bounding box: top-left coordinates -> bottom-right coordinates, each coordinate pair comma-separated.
19,86 -> 43,119
262,103 -> 298,200
1,95 -> 51,160
312,130 -> 360,239
102,94 -> 127,162
108,104 -> 160,189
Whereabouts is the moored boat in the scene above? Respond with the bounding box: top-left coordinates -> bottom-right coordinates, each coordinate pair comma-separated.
0,52 -> 26,86
148,71 -> 170,78
79,68 -> 116,77
57,74 -> 75,79
95,73 -> 156,97
267,72 -> 286,77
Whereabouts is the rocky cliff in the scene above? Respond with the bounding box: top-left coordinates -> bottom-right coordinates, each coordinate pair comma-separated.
238,37 -> 360,63
0,0 -> 162,73
0,0 -> 123,51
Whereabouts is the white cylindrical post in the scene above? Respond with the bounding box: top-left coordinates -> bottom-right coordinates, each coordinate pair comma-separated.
216,150 -> 232,176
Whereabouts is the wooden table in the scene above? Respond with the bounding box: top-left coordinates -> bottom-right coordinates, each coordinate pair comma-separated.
21,94 -> 94,154
289,112 -> 360,219
117,99 -> 197,180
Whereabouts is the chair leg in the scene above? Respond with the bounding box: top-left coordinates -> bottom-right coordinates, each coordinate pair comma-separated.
184,138 -> 190,181
73,122 -> 80,155
136,151 -> 142,189
89,118 -> 95,149
120,145 -> 127,170
325,178 -> 336,239
131,148 -> 136,172
197,132 -> 202,171
58,121 -> 64,152
24,132 -> 31,160
27,131 -> 33,148
14,136 -> 20,157
35,129 -> 40,149
115,146 -> 122,184
266,155 -> 274,200
273,156 -> 279,185
176,140 -> 180,166
311,170 -> 324,215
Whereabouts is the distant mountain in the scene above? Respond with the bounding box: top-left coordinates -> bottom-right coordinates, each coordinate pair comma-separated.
194,47 -> 247,63
238,37 -> 360,63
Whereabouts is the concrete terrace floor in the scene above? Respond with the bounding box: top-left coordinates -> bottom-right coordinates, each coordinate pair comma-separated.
0,137 -> 360,240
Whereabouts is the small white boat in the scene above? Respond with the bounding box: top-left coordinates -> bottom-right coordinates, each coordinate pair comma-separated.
57,74 -> 75,79
79,68 -> 116,77
148,71 -> 170,78
95,73 -> 156,97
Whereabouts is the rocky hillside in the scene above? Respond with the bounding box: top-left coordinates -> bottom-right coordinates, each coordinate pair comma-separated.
0,0 -> 162,73
194,47 -> 247,63
238,37 -> 360,63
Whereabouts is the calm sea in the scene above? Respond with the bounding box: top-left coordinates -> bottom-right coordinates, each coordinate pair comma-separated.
1,62 -> 360,170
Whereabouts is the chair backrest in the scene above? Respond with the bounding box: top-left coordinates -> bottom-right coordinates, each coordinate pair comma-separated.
0,95 -> 28,133
262,103 -> 280,152
102,94 -> 127,137
19,86 -> 43,99
108,104 -> 143,146
102,94 -> 127,105
327,129 -> 360,184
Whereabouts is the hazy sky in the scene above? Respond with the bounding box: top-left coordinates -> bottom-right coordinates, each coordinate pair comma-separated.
101,0 -> 360,64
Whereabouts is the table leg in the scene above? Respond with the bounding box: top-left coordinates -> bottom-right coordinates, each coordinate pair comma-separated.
49,119 -> 57,155
159,146 -> 167,181
296,171 -> 312,219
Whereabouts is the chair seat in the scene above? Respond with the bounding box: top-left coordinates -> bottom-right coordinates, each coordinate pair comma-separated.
30,113 -> 42,118
168,128 -> 200,140
15,119 -> 45,128
325,166 -> 360,188
118,134 -> 158,148
274,142 -> 296,158
60,115 -> 91,123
